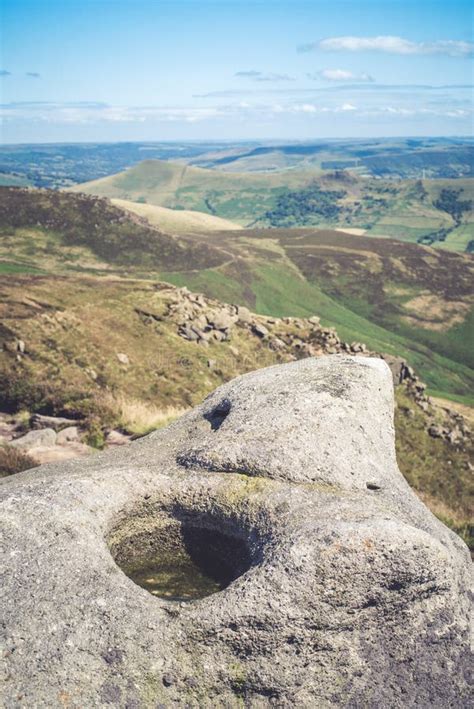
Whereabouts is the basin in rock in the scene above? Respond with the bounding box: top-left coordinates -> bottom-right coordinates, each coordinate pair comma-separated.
1,356 -> 472,707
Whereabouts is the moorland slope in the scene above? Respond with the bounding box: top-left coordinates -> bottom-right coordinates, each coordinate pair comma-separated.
71,159 -> 474,251
1,187 -> 473,403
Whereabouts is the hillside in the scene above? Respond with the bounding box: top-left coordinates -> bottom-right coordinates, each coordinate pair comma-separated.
0,187 -> 229,274
71,159 -> 474,252
111,198 -> 242,233
2,187 -> 473,404
158,228 -> 474,405
0,274 -> 471,547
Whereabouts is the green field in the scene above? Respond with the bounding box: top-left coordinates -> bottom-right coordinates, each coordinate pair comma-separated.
71,160 -> 474,252
2,186 -> 473,405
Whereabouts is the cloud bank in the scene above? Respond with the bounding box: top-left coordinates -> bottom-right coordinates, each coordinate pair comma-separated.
299,36 -> 474,57
235,71 -> 295,82
309,69 -> 374,82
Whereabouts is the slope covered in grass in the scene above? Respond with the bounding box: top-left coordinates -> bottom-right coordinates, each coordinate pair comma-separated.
72,159 -> 474,252
2,187 -> 473,403
0,273 -> 471,546
111,198 -> 242,233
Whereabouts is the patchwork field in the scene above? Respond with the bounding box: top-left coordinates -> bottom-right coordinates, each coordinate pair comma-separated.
72,160 -> 473,252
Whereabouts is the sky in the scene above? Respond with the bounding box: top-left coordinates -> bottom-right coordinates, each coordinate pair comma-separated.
1,0 -> 473,143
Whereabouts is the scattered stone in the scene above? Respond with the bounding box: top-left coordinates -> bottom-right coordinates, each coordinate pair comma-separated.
31,413 -> 79,431
212,330 -> 227,342
106,430 -> 131,447
56,426 -> 80,445
207,359 -> 216,369
428,424 -> 445,439
16,340 -> 25,353
308,316 -> 320,326
116,353 -> 130,365
179,326 -> 199,342
252,322 -> 269,338
10,428 -> 57,450
236,306 -> 252,324
269,337 -> 286,351
207,310 -> 236,331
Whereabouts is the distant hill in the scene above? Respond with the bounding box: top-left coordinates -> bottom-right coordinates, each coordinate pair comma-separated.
1,138 -> 472,188
0,187 -> 228,274
71,159 -> 474,252
111,198 -> 242,233
1,187 -> 472,404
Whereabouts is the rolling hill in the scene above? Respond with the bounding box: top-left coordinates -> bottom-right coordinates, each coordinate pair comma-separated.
71,159 -> 474,252
1,187 -> 473,404
111,198 -> 242,233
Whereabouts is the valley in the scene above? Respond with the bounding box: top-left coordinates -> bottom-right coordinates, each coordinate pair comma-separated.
71,158 -> 474,251
1,187 -> 473,405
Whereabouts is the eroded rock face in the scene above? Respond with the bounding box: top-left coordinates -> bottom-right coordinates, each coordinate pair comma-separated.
1,356 -> 472,707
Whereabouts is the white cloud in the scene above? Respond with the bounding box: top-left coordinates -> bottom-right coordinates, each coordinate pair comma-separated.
311,69 -> 374,82
235,71 -> 295,82
340,103 -> 357,111
299,36 -> 474,57
293,103 -> 318,113
1,95 -> 472,128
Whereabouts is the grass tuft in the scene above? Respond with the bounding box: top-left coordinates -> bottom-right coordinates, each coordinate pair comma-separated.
104,393 -> 189,436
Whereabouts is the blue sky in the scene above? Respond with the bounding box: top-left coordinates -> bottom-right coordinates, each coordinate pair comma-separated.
1,0 -> 473,142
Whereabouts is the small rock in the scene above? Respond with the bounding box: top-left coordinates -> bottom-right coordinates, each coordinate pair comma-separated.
31,414 -> 79,431
269,338 -> 286,351
16,340 -> 25,353
236,306 -> 252,324
10,428 -> 57,450
179,326 -> 199,342
207,359 -> 216,369
207,310 -> 236,331
308,316 -> 320,326
428,424 -> 445,439
212,330 -> 227,342
252,323 -> 269,338
116,353 -> 130,365
56,427 -> 80,445
106,430 -> 131,447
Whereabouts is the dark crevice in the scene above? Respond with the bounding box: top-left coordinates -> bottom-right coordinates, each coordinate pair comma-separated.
203,399 -> 232,431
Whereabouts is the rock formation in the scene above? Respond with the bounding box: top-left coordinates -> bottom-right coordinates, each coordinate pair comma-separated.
1,356 -> 472,707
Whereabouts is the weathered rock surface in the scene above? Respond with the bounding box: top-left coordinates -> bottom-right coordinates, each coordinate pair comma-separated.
1,356 -> 472,707
9,427 -> 57,450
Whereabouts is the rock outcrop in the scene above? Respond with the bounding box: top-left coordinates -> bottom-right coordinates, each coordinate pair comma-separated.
1,356 -> 472,707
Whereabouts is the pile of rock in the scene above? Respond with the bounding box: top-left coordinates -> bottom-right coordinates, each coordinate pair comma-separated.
2,413 -> 93,465
428,413 -> 471,446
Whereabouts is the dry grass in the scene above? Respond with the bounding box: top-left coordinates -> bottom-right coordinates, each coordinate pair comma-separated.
0,444 -> 37,477
112,198 -> 242,233
104,393 -> 189,436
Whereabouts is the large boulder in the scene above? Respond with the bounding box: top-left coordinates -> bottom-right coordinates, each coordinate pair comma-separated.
1,356 -> 472,707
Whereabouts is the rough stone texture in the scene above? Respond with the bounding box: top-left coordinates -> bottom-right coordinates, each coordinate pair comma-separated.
1,356 -> 472,708
9,427 -> 57,450
56,426 -> 80,444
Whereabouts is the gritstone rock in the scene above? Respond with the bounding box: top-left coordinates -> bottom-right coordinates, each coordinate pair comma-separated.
1,356 -> 472,707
